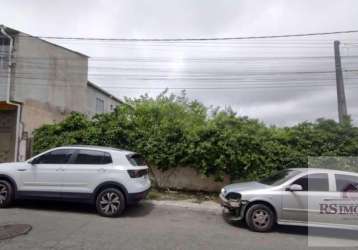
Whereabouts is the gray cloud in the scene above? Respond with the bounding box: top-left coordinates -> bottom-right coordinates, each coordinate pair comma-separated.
1,0 -> 358,126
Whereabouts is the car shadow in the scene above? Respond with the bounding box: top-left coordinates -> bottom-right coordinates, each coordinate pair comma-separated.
277,224 -> 358,241
13,199 -> 154,218
224,213 -> 358,241
124,202 -> 154,217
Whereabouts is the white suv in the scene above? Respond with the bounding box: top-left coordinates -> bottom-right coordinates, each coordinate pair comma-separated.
0,145 -> 151,217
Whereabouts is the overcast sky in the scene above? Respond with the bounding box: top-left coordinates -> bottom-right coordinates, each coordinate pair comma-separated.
1,0 -> 358,126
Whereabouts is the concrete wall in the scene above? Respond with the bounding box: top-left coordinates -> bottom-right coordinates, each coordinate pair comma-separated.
151,166 -> 231,192
21,99 -> 69,136
12,34 -> 88,114
87,84 -> 119,117
18,99 -> 72,160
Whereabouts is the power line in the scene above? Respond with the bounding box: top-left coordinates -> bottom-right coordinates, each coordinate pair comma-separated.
1,74 -> 357,87
0,84 -> 357,91
20,30 -> 358,42
8,55 -> 358,61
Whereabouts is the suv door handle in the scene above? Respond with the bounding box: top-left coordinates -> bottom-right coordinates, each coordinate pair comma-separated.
98,168 -> 106,172
56,168 -> 64,171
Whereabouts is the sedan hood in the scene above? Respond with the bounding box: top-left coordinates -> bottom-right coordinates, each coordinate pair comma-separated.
223,181 -> 269,194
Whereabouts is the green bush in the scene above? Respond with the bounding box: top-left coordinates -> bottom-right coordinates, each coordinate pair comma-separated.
32,92 -> 358,181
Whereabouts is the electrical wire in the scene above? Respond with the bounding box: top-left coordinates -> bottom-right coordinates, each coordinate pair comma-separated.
19,29 -> 358,42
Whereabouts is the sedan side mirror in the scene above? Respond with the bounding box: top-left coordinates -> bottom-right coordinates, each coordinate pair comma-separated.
287,184 -> 303,192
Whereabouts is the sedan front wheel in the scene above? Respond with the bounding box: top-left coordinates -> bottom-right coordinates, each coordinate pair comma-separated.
245,203 -> 275,232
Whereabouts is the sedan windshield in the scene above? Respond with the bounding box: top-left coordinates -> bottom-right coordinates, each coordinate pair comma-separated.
259,169 -> 301,186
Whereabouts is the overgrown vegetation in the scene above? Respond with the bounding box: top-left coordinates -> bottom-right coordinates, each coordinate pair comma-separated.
33,91 -> 358,180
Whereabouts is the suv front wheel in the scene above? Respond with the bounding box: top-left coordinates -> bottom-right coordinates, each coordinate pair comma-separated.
96,188 -> 126,217
245,203 -> 275,232
0,180 -> 14,208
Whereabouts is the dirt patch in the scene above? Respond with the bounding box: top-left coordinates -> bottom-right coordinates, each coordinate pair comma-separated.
147,188 -> 219,204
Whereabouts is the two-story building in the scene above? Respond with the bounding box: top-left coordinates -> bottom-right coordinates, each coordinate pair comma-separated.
0,25 -> 121,163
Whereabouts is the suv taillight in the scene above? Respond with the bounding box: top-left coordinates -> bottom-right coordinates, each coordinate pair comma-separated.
127,169 -> 148,178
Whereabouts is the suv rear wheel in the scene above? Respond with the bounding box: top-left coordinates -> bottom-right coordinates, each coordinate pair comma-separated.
0,180 -> 14,208
245,203 -> 275,232
96,188 -> 125,217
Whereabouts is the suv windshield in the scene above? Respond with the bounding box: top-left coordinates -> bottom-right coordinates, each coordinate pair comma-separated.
259,169 -> 301,186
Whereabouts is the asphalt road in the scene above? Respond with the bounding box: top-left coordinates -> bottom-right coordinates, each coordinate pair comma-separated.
0,200 -> 357,250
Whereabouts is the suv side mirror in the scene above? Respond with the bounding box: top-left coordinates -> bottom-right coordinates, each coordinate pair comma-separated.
287,184 -> 303,192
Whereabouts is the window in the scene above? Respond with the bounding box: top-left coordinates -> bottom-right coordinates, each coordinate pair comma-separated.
335,174 -> 358,192
126,154 -> 147,166
292,173 -> 329,191
96,98 -> 105,113
0,37 -> 10,46
0,37 -> 10,70
34,149 -> 75,164
74,150 -> 112,165
102,152 -> 112,164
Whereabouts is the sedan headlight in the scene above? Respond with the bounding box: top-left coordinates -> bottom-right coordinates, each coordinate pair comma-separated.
226,192 -> 241,200
221,188 -> 226,194
226,192 -> 242,208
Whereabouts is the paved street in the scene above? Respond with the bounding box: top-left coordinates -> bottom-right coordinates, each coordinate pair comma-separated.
0,200 -> 357,250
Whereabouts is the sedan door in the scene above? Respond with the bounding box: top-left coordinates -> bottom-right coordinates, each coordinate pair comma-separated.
282,173 -> 330,223
61,149 -> 113,197
321,173 -> 358,228
19,149 -> 75,196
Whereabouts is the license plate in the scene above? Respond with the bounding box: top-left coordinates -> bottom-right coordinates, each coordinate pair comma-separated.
229,201 -> 240,207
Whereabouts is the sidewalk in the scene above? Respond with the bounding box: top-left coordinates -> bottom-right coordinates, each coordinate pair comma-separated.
144,199 -> 222,215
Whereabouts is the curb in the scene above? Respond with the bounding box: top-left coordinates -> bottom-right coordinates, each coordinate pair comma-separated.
144,200 -> 222,215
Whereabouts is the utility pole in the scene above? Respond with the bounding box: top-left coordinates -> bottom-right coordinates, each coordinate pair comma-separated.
334,40 -> 348,123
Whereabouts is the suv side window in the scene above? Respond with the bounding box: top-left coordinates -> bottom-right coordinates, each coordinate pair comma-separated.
73,150 -> 112,165
335,174 -> 358,192
102,152 -> 112,164
34,149 -> 75,164
292,173 -> 329,191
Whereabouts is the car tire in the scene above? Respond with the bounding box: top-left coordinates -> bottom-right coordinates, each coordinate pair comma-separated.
0,180 -> 14,208
96,188 -> 126,217
245,203 -> 275,232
